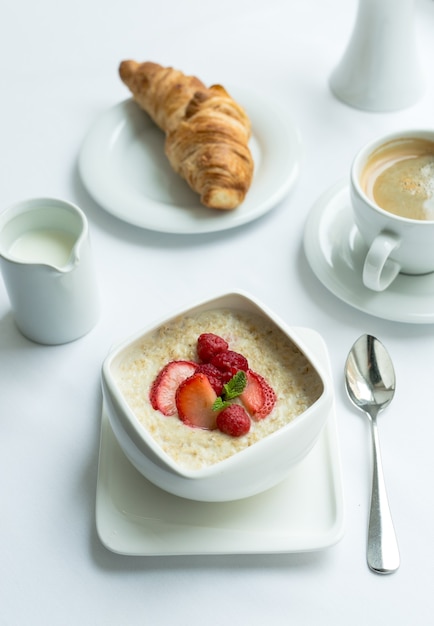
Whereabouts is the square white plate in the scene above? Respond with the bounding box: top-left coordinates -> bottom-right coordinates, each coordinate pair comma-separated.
95,328 -> 344,556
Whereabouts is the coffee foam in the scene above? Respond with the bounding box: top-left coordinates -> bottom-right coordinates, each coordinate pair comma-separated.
361,138 -> 434,220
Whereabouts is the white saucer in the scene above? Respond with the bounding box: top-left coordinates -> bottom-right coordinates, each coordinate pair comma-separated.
95,328 -> 344,556
79,89 -> 301,234
304,181 -> 434,324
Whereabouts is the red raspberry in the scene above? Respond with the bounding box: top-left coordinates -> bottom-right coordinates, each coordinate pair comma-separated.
210,350 -> 249,382
196,363 -> 225,395
197,333 -> 228,363
216,404 -> 251,437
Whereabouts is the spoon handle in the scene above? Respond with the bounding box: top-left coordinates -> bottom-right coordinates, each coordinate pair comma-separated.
367,416 -> 400,574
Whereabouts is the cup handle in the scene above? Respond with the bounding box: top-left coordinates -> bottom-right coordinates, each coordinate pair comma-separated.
362,232 -> 401,292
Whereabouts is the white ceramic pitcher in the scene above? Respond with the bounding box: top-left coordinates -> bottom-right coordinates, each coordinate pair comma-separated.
329,0 -> 425,112
0,198 -> 100,344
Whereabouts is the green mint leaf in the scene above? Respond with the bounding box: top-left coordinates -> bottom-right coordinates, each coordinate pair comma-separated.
222,370 -> 247,400
212,397 -> 231,412
212,372 -> 247,412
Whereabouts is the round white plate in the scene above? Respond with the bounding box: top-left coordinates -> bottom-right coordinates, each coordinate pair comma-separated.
78,90 -> 301,234
304,181 -> 434,324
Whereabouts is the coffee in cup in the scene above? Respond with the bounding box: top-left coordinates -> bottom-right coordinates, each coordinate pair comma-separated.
351,130 -> 434,291
360,137 -> 434,221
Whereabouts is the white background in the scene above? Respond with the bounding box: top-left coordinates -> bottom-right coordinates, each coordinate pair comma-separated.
1,0 -> 434,624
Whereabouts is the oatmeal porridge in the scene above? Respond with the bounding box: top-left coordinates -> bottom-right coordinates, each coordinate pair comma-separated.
115,309 -> 324,470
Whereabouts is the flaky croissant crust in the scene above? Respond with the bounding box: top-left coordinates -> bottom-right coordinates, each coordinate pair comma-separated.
119,60 -> 254,210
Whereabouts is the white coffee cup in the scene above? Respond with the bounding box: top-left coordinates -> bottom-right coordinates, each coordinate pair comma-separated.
0,198 -> 100,344
350,130 -> 434,291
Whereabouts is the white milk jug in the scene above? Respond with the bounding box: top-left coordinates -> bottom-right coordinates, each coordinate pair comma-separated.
0,198 -> 100,344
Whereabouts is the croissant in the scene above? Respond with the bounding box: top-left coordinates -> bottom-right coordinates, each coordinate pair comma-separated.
119,60 -> 254,210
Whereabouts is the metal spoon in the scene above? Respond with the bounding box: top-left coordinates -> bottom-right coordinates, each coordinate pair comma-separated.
345,334 -> 400,574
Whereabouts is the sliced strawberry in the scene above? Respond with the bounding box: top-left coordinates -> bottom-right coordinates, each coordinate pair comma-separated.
149,360 -> 198,416
210,350 -> 249,382
216,404 -> 251,437
175,372 -> 218,429
196,363 -> 225,395
240,369 -> 276,420
197,333 -> 228,362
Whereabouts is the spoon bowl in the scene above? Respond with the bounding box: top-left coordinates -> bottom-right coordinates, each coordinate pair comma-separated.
345,334 -> 395,416
345,334 -> 400,574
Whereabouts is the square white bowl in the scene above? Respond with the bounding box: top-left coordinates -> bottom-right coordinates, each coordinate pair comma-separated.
101,290 -> 333,502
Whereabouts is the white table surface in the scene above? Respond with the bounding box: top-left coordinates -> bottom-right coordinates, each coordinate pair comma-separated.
1,1 -> 434,624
